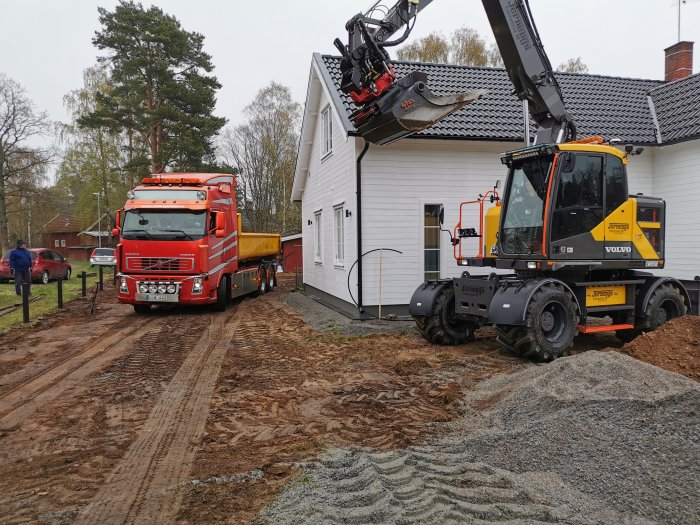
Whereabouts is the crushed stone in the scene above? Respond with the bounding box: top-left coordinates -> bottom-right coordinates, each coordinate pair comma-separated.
261,352 -> 700,525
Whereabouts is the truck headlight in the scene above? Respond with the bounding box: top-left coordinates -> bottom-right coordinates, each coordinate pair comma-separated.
192,276 -> 203,294
166,284 -> 176,294
527,261 -> 537,269
139,284 -> 149,293
157,284 -> 167,294
148,284 -> 157,293
120,277 -> 128,294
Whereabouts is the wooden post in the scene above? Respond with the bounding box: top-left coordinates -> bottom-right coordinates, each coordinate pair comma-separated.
378,248 -> 383,320
81,271 -> 87,297
22,283 -> 30,323
98,266 -> 104,291
57,277 -> 63,308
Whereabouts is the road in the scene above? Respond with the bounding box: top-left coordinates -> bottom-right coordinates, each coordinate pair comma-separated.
0,277 -> 623,524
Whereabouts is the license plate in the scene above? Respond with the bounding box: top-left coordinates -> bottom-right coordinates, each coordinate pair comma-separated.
135,293 -> 179,303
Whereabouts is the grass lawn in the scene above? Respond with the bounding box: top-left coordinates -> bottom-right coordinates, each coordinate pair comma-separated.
0,261 -> 117,334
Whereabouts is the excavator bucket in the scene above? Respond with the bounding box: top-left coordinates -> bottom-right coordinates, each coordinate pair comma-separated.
352,72 -> 487,145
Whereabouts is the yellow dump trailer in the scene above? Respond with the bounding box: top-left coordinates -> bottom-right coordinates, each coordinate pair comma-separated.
237,213 -> 281,262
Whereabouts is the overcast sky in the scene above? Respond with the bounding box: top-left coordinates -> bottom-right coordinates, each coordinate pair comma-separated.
2,0 -> 699,153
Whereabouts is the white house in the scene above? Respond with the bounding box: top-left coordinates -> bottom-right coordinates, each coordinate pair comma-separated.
291,43 -> 700,318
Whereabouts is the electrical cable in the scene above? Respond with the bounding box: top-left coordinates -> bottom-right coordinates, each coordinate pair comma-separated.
346,248 -> 411,321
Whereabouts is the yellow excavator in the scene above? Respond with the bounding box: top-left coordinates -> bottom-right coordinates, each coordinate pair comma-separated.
335,0 -> 699,360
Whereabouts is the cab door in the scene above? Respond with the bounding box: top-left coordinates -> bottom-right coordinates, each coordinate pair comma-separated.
602,154 -> 632,258
549,153 -> 605,260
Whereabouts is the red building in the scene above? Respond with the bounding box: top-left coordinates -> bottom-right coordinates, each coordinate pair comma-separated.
281,234 -> 302,273
36,214 -> 95,262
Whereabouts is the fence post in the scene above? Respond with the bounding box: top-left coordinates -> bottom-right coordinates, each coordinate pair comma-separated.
22,283 -> 30,323
57,277 -> 63,309
98,266 -> 104,291
81,271 -> 87,297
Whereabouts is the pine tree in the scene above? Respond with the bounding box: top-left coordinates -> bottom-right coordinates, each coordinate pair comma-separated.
80,1 -> 226,174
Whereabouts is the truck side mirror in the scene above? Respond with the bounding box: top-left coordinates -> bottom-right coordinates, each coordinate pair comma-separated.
215,211 -> 225,237
112,228 -> 120,238
438,207 -> 445,225
495,179 -> 501,189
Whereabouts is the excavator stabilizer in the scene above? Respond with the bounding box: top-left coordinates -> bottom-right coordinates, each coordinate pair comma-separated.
353,72 -> 487,145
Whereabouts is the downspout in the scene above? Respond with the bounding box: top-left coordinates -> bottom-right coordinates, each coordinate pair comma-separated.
356,140 -> 370,313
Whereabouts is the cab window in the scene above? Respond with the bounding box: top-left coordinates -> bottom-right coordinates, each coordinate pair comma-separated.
605,155 -> 627,214
552,154 -> 603,241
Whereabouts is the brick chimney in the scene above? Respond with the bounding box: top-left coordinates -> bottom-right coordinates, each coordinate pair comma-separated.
664,41 -> 694,81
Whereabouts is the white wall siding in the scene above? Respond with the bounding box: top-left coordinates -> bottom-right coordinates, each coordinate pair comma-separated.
651,140 -> 700,280
301,91 -> 356,303
625,149 -> 654,196
360,139 -> 511,306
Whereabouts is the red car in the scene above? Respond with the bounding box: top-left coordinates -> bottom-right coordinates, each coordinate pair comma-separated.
0,248 -> 72,284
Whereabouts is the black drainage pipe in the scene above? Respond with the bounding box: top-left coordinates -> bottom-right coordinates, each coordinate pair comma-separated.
356,140 -> 370,313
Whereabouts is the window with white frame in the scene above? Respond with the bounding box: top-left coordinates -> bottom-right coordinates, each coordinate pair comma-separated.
321,105 -> 333,158
314,210 -> 322,263
54,240 -> 60,247
333,205 -> 344,266
61,239 -> 66,247
424,204 -> 442,281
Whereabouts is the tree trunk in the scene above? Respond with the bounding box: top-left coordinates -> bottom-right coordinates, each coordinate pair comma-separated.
0,162 -> 11,251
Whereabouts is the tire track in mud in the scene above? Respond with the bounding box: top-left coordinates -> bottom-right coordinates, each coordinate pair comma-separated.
0,314 -> 156,431
74,308 -> 239,525
264,448 -> 561,524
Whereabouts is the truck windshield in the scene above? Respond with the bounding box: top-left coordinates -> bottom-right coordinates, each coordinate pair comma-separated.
122,210 -> 207,240
501,155 -> 553,255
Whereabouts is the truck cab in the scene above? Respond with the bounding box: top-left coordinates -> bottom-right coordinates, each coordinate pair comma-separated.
115,173 -> 280,313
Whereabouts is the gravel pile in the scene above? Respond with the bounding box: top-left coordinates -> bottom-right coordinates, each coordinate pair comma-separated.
261,352 -> 700,524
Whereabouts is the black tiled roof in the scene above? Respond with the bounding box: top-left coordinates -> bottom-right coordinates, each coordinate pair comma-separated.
649,73 -> 700,144
320,55 -> 672,145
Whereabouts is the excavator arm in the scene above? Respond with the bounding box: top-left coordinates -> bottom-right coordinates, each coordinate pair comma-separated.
335,0 -> 576,145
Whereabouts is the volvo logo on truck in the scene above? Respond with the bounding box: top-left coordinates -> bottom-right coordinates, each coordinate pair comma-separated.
605,246 -> 631,253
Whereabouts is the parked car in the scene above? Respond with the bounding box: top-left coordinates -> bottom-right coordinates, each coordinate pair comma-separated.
90,247 -> 117,266
0,248 -> 72,284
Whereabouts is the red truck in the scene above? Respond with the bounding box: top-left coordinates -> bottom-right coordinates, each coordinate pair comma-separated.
114,173 -> 281,313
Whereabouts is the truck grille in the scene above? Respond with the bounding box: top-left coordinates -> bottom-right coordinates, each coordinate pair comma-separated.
126,257 -> 194,272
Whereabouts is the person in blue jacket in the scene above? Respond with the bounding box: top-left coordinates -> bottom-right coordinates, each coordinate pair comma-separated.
9,240 -> 32,296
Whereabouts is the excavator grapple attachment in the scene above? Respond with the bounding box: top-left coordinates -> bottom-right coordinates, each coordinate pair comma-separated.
352,72 -> 487,145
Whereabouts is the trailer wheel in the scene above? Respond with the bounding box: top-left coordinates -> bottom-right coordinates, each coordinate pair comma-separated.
268,269 -> 277,290
258,268 -> 268,295
413,285 -> 476,345
212,276 -> 228,312
133,304 -> 150,314
496,282 -> 578,361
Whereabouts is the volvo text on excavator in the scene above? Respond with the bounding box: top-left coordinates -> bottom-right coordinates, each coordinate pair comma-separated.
336,0 -> 699,361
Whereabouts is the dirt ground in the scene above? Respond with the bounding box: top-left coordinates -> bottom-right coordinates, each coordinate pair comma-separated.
616,316 -> 700,381
0,275 -> 693,523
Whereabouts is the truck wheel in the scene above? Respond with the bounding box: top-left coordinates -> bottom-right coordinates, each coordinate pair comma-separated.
496,282 -> 578,361
268,269 -> 277,290
413,285 -> 476,345
258,268 -> 268,295
212,276 -> 228,312
133,304 -> 150,314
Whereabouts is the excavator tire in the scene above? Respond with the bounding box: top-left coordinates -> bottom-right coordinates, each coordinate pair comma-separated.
617,283 -> 687,343
495,282 -> 578,362
413,284 -> 476,345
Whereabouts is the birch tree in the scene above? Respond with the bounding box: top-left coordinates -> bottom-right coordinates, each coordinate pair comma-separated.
0,74 -> 53,250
